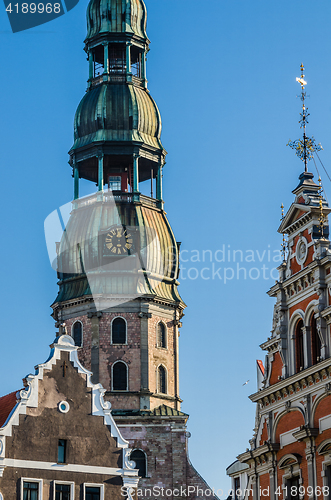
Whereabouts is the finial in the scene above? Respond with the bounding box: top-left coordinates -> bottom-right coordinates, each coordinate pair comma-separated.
318,177 -> 327,238
280,203 -> 287,262
287,64 -> 322,172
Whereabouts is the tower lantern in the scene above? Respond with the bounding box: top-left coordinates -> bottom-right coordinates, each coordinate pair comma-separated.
70,0 -> 165,204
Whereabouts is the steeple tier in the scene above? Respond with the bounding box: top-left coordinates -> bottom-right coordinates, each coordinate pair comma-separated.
69,0 -> 166,207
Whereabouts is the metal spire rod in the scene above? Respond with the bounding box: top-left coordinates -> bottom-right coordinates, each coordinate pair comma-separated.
287,64 -> 322,167
296,64 -> 308,172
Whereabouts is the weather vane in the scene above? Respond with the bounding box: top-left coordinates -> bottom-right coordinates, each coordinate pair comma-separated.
287,64 -> 322,172
280,203 -> 287,261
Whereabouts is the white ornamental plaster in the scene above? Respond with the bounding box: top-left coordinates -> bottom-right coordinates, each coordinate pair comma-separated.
0,335 -> 138,481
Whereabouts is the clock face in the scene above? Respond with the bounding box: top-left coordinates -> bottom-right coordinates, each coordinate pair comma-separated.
104,227 -> 134,256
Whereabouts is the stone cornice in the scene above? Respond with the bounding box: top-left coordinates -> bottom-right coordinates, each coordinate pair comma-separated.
250,357 -> 331,405
237,442 -> 280,463
267,261 -> 317,298
292,427 -> 318,441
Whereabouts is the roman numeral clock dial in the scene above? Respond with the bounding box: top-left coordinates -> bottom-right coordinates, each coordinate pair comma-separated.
104,227 -> 134,256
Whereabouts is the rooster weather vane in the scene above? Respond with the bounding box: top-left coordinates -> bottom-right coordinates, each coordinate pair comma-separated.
287,64 -> 323,172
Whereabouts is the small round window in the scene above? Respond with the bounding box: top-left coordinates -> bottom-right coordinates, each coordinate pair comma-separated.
58,401 -> 70,413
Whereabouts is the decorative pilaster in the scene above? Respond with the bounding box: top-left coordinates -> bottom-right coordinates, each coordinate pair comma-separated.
88,51 -> 93,85
98,154 -> 104,192
156,160 -> 163,204
126,43 -> 131,81
302,326 -> 310,369
268,463 -> 277,500
141,50 -> 147,87
133,154 -> 139,201
103,42 -> 109,80
74,162 -> 79,201
305,445 -> 316,500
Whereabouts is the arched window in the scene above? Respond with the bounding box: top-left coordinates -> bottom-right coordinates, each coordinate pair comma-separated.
295,319 -> 304,373
112,361 -> 128,391
310,314 -> 321,365
157,365 -> 167,394
157,322 -> 167,348
112,317 -> 126,344
130,449 -> 147,477
72,321 -> 82,347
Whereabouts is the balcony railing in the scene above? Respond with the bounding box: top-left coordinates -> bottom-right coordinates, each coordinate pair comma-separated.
73,191 -> 161,209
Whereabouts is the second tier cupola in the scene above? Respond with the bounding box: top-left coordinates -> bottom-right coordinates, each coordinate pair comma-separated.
70,0 -> 165,207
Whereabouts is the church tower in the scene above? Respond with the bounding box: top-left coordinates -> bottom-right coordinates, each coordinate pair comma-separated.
52,0 -> 184,412
51,0 -> 212,496
228,67 -> 331,499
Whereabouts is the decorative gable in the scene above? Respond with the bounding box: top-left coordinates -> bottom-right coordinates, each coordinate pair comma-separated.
0,335 -> 138,498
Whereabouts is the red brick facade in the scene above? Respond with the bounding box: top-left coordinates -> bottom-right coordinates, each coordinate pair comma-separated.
230,171 -> 331,499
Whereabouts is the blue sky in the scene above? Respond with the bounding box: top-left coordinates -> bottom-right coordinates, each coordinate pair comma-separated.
1,0 -> 331,492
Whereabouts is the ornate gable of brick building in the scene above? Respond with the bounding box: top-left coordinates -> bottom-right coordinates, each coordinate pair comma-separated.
227,68 -> 331,500
0,334 -> 138,499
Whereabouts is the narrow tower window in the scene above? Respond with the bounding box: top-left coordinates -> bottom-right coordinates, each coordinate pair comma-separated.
130,449 -> 147,477
295,319 -> 304,372
112,317 -> 126,344
72,321 -> 82,347
112,361 -> 128,391
310,314 -> 321,365
157,322 -> 166,348
157,365 -> 167,394
58,439 -> 67,464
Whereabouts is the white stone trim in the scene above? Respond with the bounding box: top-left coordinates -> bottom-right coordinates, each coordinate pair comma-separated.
0,492 -> 3,500
280,427 -> 300,448
52,480 -> 75,500
4,458 -> 126,475
83,483 -> 104,500
123,476 -> 140,500
317,439 -> 331,455
0,335 -> 138,482
278,453 -> 300,469
20,478 -> 43,500
289,310 -> 304,375
111,316 -> 128,345
295,236 -> 308,267
319,415 -> 331,433
58,401 -> 70,414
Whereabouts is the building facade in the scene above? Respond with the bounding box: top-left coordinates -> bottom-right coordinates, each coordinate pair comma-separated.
227,73 -> 331,500
0,334 -> 139,499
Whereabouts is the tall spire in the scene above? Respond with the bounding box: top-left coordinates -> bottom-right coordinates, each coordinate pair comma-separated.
287,64 -> 322,171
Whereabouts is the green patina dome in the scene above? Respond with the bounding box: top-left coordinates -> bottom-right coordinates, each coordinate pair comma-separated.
72,83 -> 163,152
86,0 -> 148,40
